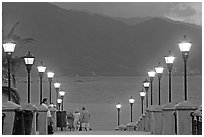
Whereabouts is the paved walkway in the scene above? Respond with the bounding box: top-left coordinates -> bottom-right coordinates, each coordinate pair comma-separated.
54,130 -> 151,135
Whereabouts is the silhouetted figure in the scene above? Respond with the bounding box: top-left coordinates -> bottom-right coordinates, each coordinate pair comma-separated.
80,106 -> 90,131
67,112 -> 74,131
73,108 -> 81,131
42,98 -> 53,134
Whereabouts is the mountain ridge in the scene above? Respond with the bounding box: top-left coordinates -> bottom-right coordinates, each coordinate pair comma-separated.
3,2 -> 202,76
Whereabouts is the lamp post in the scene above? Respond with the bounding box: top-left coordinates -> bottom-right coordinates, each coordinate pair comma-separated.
57,98 -> 63,131
37,61 -> 46,104
59,90 -> 66,111
57,98 -> 62,111
178,35 -> 192,100
23,52 -> 35,103
3,41 -> 16,101
140,89 -> 146,114
129,96 -> 135,122
165,51 -> 175,103
155,62 -> 164,105
148,70 -> 156,105
47,72 -> 54,104
143,79 -> 150,107
116,102 -> 121,126
54,82 -> 61,107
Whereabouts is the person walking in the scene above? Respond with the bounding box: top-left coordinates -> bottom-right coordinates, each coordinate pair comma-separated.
42,98 -> 53,134
80,106 -> 90,131
73,109 -> 81,131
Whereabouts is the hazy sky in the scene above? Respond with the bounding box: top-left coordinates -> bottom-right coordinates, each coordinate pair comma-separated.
51,2 -> 202,26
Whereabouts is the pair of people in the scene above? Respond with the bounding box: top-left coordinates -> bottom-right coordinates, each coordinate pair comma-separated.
73,106 -> 90,131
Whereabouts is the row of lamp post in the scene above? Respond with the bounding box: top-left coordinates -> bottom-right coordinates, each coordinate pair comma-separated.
114,35 -> 192,127
3,40 -> 67,132
141,35 -> 191,108
3,40 -> 36,104
115,96 -> 135,126
3,40 -> 66,110
3,35 -> 192,129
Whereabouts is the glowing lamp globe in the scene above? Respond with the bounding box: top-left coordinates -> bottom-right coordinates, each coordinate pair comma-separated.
54,82 -> 61,88
140,89 -> 146,97
129,96 -> 135,104
155,65 -> 164,74
143,79 -> 150,88
37,61 -> 46,73
57,98 -> 62,104
3,42 -> 16,54
116,102 -> 121,109
24,52 -> 35,65
178,35 -> 192,52
59,90 -> 65,97
148,70 -> 156,78
165,51 -> 175,64
47,72 -> 54,78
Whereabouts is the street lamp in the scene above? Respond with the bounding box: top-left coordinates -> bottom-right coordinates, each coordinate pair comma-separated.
129,96 -> 135,122
139,89 -> 146,114
57,98 -> 62,111
155,62 -> 164,105
116,102 -> 121,126
165,50 -> 175,103
54,82 -> 61,107
57,98 -> 63,131
23,52 -> 35,103
47,72 -> 54,104
148,70 -> 156,105
3,41 -> 16,101
143,79 -> 150,107
59,90 -> 66,111
178,35 -> 192,100
37,61 -> 46,104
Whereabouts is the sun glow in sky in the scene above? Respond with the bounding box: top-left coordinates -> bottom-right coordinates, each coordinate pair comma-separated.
51,2 -> 202,26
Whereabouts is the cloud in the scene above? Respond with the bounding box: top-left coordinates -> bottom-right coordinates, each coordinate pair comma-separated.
164,2 -> 201,26
51,2 -> 201,26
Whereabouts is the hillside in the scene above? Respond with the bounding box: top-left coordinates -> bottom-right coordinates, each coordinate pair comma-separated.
3,2 -> 202,76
